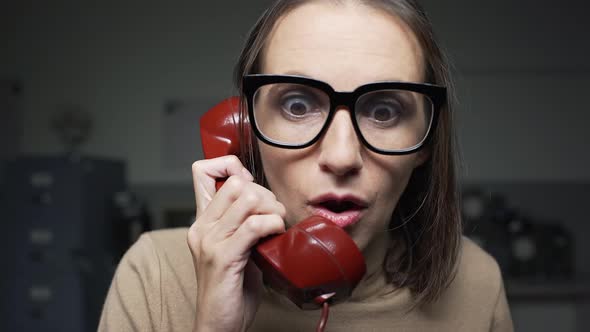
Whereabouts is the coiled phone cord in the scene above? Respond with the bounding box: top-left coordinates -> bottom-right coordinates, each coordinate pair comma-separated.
314,293 -> 335,332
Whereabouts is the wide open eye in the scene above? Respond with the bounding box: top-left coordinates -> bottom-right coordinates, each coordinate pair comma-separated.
252,82 -> 329,145
354,88 -> 433,152
279,88 -> 323,121
281,95 -> 315,117
366,102 -> 401,124
358,98 -> 403,128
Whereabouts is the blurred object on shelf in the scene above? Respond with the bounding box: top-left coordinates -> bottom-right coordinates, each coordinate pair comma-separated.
536,224 -> 574,279
462,187 -> 575,281
507,219 -> 574,280
505,215 -> 537,278
462,190 -> 512,273
112,191 -> 153,261
51,104 -> 93,158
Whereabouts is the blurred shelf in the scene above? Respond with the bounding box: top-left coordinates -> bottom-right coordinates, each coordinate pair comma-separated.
506,279 -> 590,302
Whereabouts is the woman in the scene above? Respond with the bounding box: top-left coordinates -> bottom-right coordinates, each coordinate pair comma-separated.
99,0 -> 513,331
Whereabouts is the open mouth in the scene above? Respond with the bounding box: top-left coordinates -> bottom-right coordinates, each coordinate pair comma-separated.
308,194 -> 369,228
319,200 -> 364,213
310,196 -> 367,228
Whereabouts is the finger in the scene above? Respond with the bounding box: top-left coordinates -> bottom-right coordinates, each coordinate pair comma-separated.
192,155 -> 254,213
192,155 -> 253,216
199,176 -> 279,229
196,174 -> 249,227
210,185 -> 286,239
224,214 -> 286,256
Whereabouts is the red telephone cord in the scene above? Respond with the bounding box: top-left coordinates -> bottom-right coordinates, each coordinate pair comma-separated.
314,293 -> 335,332
316,302 -> 330,332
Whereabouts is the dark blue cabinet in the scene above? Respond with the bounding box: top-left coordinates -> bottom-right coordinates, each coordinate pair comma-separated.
1,155 -> 125,332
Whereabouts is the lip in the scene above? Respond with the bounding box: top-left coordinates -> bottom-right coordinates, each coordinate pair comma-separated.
308,193 -> 369,228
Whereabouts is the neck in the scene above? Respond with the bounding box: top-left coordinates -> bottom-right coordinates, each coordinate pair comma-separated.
349,230 -> 395,301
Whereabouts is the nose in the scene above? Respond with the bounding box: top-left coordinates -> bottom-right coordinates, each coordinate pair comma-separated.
317,107 -> 363,177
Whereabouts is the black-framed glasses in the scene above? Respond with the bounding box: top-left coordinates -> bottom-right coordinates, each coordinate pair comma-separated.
243,74 -> 446,155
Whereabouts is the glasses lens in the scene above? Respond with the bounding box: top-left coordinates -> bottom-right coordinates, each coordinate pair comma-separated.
253,83 -> 330,146
355,89 -> 433,152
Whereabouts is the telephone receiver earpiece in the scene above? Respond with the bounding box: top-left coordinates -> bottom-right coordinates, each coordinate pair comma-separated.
199,96 -> 242,191
199,97 -> 367,311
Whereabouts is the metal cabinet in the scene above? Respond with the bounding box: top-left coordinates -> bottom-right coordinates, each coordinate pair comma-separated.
1,155 -> 125,332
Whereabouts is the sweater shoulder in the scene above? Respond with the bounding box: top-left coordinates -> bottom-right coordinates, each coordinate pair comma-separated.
457,235 -> 503,291
138,227 -> 196,330
420,236 -> 505,327
120,227 -> 194,294
436,235 -> 505,314
141,227 -> 195,285
143,227 -> 192,260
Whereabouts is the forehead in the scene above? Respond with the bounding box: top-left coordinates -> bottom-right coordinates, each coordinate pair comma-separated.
261,2 -> 425,91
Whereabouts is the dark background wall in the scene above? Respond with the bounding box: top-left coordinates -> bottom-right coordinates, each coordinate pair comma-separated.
3,1 -> 589,183
2,1 -> 589,331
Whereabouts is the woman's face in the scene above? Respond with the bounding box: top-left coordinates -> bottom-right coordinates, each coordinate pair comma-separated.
258,2 -> 428,251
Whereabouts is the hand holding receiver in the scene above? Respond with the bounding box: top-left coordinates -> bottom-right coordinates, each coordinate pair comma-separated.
190,157 -> 287,332
192,99 -> 287,332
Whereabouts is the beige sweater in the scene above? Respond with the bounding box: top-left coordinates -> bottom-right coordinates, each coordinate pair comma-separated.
98,228 -> 513,331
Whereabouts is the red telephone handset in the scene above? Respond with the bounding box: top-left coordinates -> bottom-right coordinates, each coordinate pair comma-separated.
199,97 -> 366,313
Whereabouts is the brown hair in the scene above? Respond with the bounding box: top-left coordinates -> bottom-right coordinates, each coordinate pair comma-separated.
233,0 -> 461,309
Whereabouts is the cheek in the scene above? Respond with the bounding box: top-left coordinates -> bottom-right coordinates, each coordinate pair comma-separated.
258,143 -> 309,217
370,155 -> 420,214
347,156 -> 419,249
372,154 -> 419,191
259,142 -> 301,186
259,145 -> 283,190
